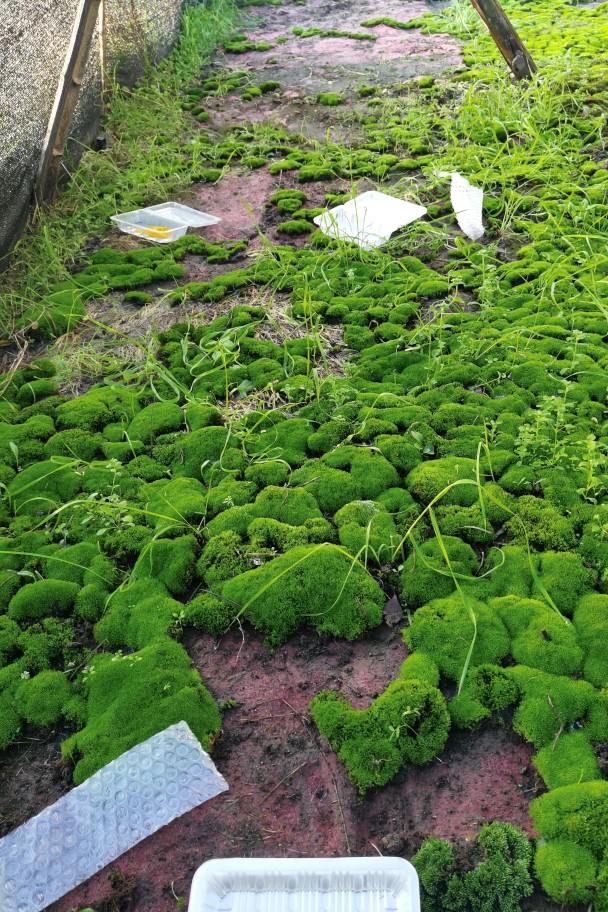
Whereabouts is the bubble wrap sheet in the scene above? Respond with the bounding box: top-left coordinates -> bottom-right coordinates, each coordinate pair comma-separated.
0,722 -> 228,912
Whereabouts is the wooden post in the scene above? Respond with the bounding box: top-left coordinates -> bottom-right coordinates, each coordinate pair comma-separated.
469,0 -> 537,80
99,0 -> 109,114
36,0 -> 102,202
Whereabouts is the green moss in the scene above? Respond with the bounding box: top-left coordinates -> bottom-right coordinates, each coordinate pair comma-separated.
322,446 -> 399,499
16,378 -> 58,406
128,455 -> 169,481
8,579 -> 79,622
248,516 -> 332,550
503,496 -> 576,550
276,198 -> 302,214
316,93 -> 344,106
196,531 -> 252,589
534,841 -> 597,906
18,617 -> 77,672
222,38 -> 274,53
124,291 -> 153,305
17,292 -> 89,340
538,551 -> 593,616
404,596 -> 511,682
184,591 -> 236,636
259,80 -> 281,93
132,535 -> 198,595
43,429 -> 104,461
492,595 -> 583,675
55,385 -> 138,431
449,664 -> 519,728
127,402 -> 184,441
0,616 -> 20,667
61,640 -> 221,783
311,676 -> 450,793
185,403 -> 222,431
289,463 -> 359,512
360,16 -> 416,29
412,838 -> 455,912
43,542 -> 102,585
244,460 -> 290,487
222,543 -> 384,645
172,425 -> 244,482
269,189 -> 307,204
400,651 -> 440,687
75,584 -> 108,624
143,477 -> 208,529
407,457 -> 479,506
334,500 -> 398,563
533,731 -> 600,789
573,593 -> 608,687
399,536 -> 478,609
15,670 -> 72,725
414,823 -> 533,912
373,435 -> 421,473
508,666 -> 597,749
298,165 -> 336,182
276,219 -> 313,236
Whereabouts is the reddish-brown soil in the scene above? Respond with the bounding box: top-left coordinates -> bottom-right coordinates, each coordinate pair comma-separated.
33,622 -> 539,912
217,0 -> 462,95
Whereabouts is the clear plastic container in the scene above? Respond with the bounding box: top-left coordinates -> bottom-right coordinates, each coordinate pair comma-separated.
111,202 -> 220,243
188,857 -> 421,912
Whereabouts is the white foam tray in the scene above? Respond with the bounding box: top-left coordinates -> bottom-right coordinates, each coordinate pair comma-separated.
188,857 -> 420,912
314,191 -> 427,250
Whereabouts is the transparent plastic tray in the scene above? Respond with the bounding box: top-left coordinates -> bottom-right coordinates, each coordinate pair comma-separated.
147,202 -> 221,228
188,857 -> 420,912
314,191 -> 427,250
111,202 -> 220,243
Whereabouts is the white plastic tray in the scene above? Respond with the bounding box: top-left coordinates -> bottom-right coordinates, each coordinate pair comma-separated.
314,191 -> 427,250
111,202 -> 220,243
188,857 -> 420,912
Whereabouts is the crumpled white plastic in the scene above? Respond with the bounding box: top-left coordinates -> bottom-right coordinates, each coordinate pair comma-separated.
439,171 -> 484,241
313,190 -> 427,250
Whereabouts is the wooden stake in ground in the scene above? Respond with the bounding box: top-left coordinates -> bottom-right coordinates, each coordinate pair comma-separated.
469,0 -> 537,80
36,0 -> 102,202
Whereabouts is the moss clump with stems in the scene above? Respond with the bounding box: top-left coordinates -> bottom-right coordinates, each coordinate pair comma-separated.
61,639 -> 221,784
404,596 -> 511,682
8,579 -> 80,622
222,543 -> 384,645
311,676 -> 450,793
413,822 -> 533,912
15,670 -> 73,726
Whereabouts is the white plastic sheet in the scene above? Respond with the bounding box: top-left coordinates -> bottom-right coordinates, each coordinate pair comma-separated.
314,191 -> 427,249
0,722 -> 228,912
439,171 -> 484,240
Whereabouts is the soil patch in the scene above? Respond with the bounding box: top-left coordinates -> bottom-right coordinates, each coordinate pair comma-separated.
218,0 -> 462,94
51,624 -> 535,912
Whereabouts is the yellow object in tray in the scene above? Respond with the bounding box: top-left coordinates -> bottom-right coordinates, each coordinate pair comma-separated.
135,225 -> 173,239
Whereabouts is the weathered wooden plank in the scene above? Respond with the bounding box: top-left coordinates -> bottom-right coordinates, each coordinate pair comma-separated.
469,0 -> 537,80
36,0 -> 102,201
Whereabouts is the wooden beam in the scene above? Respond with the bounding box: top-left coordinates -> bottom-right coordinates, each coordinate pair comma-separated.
469,0 -> 537,80
99,0 -> 109,114
36,0 -> 102,202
